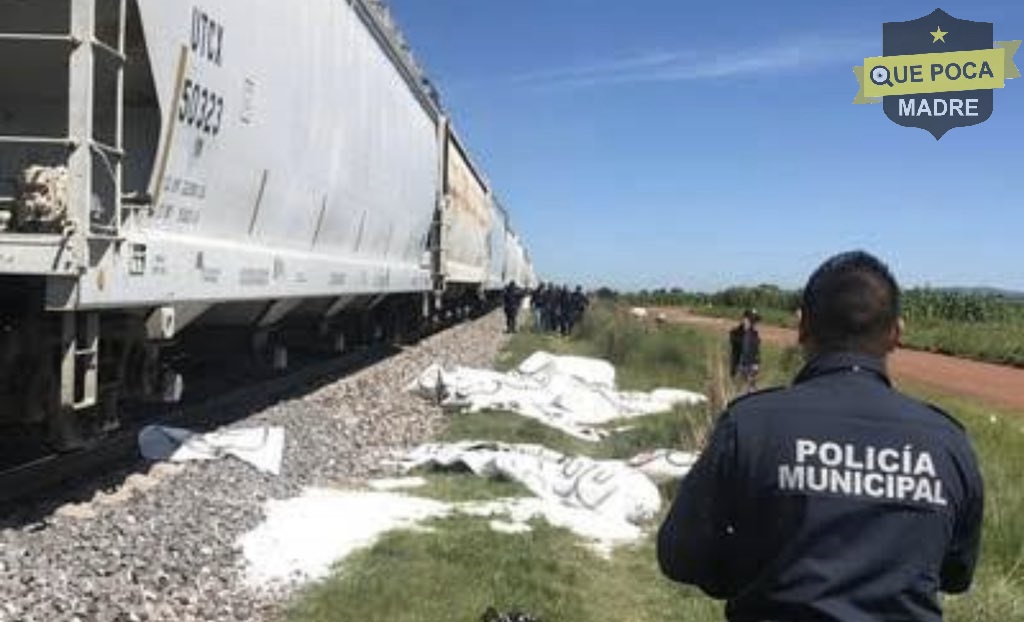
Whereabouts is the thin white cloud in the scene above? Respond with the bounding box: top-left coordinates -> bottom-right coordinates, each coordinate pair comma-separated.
507,35 -> 875,89
507,51 -> 696,84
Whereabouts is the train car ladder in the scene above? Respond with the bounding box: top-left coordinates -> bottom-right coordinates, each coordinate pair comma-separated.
60,312 -> 99,411
70,0 -> 127,252
0,0 -> 127,266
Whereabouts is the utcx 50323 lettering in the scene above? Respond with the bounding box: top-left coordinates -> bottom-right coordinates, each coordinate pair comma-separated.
178,79 -> 224,136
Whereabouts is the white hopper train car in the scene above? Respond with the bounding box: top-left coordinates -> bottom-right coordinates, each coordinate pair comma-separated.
503,230 -> 535,290
0,0 -> 536,447
486,197 -> 509,291
434,126 -> 493,313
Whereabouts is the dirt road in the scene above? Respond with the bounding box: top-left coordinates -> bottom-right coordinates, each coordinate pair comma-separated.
657,308 -> 1024,412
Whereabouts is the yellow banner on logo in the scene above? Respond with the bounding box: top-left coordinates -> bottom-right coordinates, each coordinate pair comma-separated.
854,41 -> 1020,101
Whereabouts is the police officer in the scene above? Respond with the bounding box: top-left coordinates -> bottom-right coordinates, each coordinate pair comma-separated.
657,251 -> 984,621
542,284 -> 558,333
556,285 -> 571,336
532,283 -> 548,332
568,285 -> 589,333
502,281 -> 520,334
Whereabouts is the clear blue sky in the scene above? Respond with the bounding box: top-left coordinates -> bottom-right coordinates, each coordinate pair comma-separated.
388,0 -> 1024,292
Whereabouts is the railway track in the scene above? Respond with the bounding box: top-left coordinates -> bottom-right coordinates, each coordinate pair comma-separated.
0,341 -> 398,508
0,306 -> 507,620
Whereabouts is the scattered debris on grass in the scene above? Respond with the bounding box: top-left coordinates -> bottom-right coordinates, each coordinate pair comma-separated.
139,425 -> 285,475
397,440 -> 666,524
481,606 -> 543,622
241,349 -> 709,594
460,496 -> 646,557
407,351 -> 707,441
489,520 -> 532,535
239,485 -> 652,589
627,449 -> 699,483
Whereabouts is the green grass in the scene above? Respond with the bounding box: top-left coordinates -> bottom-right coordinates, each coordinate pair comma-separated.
902,319 -> 1024,368
684,303 -> 799,329
409,471 -> 532,503
438,406 -> 710,462
286,514 -> 723,622
286,304 -> 1023,622
439,409 -> 597,457
911,389 -> 1024,620
574,305 -> 712,391
286,303 -> 727,622
497,303 -> 715,391
600,409 -> 710,460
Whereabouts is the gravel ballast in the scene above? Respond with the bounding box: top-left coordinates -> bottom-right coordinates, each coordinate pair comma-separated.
0,312 -> 508,622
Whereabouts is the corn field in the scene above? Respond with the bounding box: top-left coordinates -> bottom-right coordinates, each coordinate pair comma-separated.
624,287 -> 1024,367
901,290 -> 1024,324
630,287 -> 1024,323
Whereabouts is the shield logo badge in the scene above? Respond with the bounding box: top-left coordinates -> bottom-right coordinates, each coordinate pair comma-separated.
883,9 -> 991,139
854,9 -> 1020,139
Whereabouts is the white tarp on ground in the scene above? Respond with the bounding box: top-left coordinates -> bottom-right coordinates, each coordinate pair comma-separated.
397,441 -> 674,524
239,443 -> 702,588
138,425 -> 285,475
407,351 -> 707,441
627,449 -> 700,483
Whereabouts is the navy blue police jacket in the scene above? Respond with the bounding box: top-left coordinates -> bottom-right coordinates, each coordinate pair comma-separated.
657,351 -> 984,622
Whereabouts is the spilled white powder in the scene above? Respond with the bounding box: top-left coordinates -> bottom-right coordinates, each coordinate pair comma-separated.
238,489 -> 447,588
367,477 -> 428,491
239,488 -> 647,589
489,520 -> 533,535
463,497 -> 644,558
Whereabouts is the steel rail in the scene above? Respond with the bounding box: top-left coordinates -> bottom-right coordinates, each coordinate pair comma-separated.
0,344 -> 395,508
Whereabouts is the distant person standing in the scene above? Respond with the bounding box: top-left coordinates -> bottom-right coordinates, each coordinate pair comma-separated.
532,283 -> 548,332
503,281 -> 520,333
556,285 -> 572,336
729,319 -> 743,378
544,285 -> 559,333
568,285 -> 589,333
729,309 -> 761,393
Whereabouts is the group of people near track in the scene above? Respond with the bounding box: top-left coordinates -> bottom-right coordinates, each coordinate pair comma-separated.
502,281 -> 589,335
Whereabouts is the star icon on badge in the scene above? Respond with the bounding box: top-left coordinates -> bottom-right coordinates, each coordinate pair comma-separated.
931,26 -> 948,42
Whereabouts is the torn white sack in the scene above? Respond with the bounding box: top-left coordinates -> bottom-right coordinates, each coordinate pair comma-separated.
138,425 -> 285,475
407,351 -> 707,442
627,449 -> 699,483
397,440 -> 663,524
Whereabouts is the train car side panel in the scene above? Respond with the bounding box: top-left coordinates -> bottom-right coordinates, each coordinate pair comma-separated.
486,198 -> 508,290
75,0 -> 440,307
441,134 -> 490,286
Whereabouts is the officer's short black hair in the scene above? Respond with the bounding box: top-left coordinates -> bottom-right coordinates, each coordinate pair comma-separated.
800,251 -> 901,353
